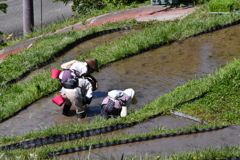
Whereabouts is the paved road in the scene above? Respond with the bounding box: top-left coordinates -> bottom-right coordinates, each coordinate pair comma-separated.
0,0 -> 72,40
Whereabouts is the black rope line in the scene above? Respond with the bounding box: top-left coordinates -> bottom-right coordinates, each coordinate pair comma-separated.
101,19 -> 240,68
0,27 -> 133,88
169,91 -> 210,124
46,92 -> 229,157
0,27 -> 132,123
2,20 -> 240,123
0,112 -> 163,151
0,122 -> 136,151
0,20 -> 239,156
0,78 -> 228,151
173,91 -> 208,109
46,125 -> 228,157
0,88 -> 60,123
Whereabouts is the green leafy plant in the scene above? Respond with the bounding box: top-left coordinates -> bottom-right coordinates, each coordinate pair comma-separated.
54,0 -> 145,16
54,0 -> 106,16
209,0 -> 240,12
0,3 -> 8,47
103,0 -> 138,6
0,3 -> 7,13
3,33 -> 13,41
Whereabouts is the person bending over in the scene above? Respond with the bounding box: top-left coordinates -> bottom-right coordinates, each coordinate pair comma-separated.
60,76 -> 93,119
101,88 -> 137,119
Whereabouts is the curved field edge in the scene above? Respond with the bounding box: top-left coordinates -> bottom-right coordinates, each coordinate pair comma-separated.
1,15 -> 240,146
1,3 -> 239,120
1,3 -> 240,84
0,3 -> 239,141
0,125 -> 229,159
0,3 -> 240,159
2,144 -> 240,160
0,22 -> 135,84
0,1 -> 151,51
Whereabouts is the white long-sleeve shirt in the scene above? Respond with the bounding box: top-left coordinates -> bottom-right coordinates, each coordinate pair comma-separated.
60,77 -> 93,101
78,78 -> 93,99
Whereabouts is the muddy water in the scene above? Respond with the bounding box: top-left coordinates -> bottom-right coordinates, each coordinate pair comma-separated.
60,125 -> 240,159
0,24 -> 240,154
20,30 -> 135,82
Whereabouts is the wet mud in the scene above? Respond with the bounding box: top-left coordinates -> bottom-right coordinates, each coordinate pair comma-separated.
20,30 -> 135,83
1,24 -> 240,159
60,125 -> 240,159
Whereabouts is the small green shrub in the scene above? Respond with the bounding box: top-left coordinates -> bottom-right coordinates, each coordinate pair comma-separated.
0,3 -> 8,47
209,0 -> 240,12
103,0 -> 141,6
54,0 -> 106,15
54,0 -> 146,16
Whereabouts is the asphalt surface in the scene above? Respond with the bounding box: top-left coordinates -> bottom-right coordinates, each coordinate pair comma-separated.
0,0 -> 72,41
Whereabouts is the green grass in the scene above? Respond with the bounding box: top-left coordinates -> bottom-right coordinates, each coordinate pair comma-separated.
0,0 -> 150,51
0,0 -> 240,159
209,0 -> 240,12
161,145 -> 240,160
3,3 -> 239,122
2,3 -> 240,84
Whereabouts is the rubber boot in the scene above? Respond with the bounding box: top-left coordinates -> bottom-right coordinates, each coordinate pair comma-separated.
62,104 -> 71,116
76,112 -> 86,119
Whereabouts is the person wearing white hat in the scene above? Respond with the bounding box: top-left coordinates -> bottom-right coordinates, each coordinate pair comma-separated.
57,58 -> 99,118
60,77 -> 93,119
101,88 -> 137,119
60,58 -> 99,78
